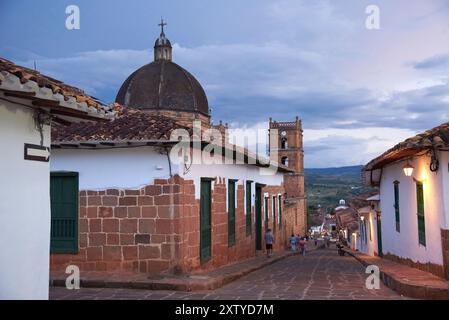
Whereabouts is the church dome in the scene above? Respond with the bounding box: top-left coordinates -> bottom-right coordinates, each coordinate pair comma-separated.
115,19 -> 209,116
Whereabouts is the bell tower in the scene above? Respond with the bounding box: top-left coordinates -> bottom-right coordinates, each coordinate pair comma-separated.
268,116 -> 306,233
269,116 -> 304,181
154,18 -> 172,62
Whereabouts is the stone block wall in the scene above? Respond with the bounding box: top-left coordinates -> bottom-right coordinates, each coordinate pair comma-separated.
50,175 -> 305,274
50,176 -> 188,274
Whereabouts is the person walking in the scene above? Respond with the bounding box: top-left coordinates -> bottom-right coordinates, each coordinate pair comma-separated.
299,237 -> 307,256
289,234 -> 297,251
324,232 -> 330,248
265,229 -> 274,258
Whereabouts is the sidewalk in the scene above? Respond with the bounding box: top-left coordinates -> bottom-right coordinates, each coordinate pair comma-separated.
50,249 -> 307,292
344,249 -> 449,299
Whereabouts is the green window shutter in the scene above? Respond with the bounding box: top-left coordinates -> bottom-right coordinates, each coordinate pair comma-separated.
50,172 -> 79,254
278,195 -> 282,229
264,196 -> 269,231
394,181 -> 400,232
416,182 -> 426,246
228,180 -> 236,247
246,181 -> 252,236
272,196 -> 276,234
200,178 -> 212,263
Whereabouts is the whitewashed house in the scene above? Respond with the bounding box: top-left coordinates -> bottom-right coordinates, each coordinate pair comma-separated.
364,123 -> 449,279
0,57 -> 113,299
356,194 -> 381,257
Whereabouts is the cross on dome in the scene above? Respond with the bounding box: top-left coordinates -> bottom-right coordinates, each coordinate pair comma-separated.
158,18 -> 167,35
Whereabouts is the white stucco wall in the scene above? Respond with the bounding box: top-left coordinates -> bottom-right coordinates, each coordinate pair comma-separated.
180,160 -> 284,200
358,209 -> 378,256
438,151 -> 449,230
379,155 -> 445,265
51,147 -> 171,190
0,101 -> 51,299
51,144 -> 285,198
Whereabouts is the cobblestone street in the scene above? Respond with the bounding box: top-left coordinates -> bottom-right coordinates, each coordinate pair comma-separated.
50,248 -> 407,300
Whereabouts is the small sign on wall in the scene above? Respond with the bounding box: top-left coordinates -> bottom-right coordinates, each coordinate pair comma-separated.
24,143 -> 50,162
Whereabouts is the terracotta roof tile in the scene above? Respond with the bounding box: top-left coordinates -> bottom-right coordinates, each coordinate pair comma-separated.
0,57 -> 108,113
365,120 -> 449,170
52,104 -> 189,142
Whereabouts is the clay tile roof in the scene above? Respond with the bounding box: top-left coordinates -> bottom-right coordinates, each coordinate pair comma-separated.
52,103 -> 189,143
0,57 -> 112,117
364,120 -> 449,170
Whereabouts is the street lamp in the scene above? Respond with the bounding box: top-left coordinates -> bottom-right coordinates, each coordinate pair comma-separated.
403,161 -> 414,177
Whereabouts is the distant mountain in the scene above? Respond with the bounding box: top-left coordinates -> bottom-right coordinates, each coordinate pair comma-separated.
304,165 -> 363,176
304,165 -> 375,220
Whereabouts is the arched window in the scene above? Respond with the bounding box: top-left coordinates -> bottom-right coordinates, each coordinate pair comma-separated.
281,156 -> 289,167
281,138 -> 288,149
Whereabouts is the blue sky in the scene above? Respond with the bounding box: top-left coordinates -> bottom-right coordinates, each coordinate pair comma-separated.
2,0 -> 449,167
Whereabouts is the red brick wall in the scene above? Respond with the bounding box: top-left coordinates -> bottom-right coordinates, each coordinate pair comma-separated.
50,175 -> 305,274
50,176 -> 187,274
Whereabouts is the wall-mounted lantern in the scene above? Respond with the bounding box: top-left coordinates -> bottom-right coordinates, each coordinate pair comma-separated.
403,161 -> 414,177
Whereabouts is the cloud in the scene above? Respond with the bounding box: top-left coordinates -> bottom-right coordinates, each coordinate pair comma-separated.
414,53 -> 449,70
4,0 -> 449,167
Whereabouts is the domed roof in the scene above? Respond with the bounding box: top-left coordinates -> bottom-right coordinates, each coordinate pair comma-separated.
115,60 -> 209,116
116,20 -> 209,116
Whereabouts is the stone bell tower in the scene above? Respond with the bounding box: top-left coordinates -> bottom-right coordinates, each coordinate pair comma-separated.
269,116 -> 304,197
269,117 -> 306,233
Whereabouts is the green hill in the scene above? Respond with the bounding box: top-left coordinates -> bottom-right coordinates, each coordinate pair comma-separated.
305,165 -> 375,215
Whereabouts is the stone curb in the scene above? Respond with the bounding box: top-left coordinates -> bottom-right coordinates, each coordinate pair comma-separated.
343,249 -> 449,300
50,249 -> 311,292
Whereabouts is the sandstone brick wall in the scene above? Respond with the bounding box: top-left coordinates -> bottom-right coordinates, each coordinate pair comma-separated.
50,176 -> 189,274
50,175 -> 304,274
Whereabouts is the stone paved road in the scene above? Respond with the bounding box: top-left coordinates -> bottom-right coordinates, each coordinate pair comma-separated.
50,248 -> 408,300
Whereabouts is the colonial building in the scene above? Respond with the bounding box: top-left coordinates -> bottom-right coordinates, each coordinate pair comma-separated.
0,57 -> 113,299
364,122 -> 449,279
48,23 -> 307,274
356,194 -> 381,257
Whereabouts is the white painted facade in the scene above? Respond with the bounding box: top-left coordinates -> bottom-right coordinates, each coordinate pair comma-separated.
0,101 -> 51,299
357,206 -> 379,257
51,147 -> 171,190
51,146 -> 285,195
376,152 -> 449,266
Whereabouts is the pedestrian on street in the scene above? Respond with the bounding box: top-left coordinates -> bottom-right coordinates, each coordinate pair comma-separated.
265,229 -> 274,258
289,234 -> 297,251
324,232 -> 330,248
299,237 -> 307,256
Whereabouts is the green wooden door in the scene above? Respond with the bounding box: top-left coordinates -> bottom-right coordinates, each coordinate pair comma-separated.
255,185 -> 262,250
376,212 -> 383,257
416,182 -> 426,246
278,195 -> 282,229
264,196 -> 269,231
246,181 -> 252,235
200,179 -> 212,263
50,172 -> 79,253
228,180 -> 236,247
272,196 -> 276,234
394,181 -> 400,232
